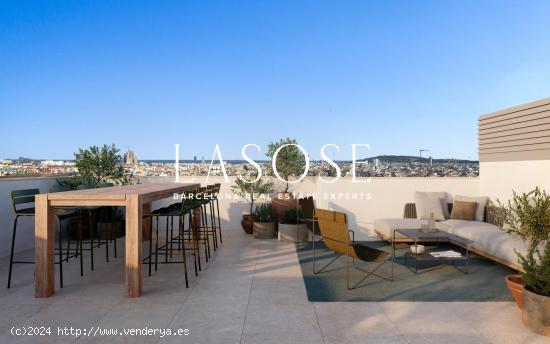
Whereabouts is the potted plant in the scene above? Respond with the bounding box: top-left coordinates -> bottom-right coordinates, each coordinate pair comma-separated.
266,138 -> 306,225
231,168 -> 274,234
494,187 -> 550,336
278,206 -> 309,242
60,144 -> 133,239
253,203 -> 276,239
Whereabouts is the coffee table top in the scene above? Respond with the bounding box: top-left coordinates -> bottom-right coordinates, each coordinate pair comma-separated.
394,228 -> 443,241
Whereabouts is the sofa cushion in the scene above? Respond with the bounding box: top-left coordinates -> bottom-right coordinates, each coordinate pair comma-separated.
454,195 -> 489,222
437,219 -> 528,265
450,200 -> 477,221
374,218 -> 428,239
414,191 -> 447,220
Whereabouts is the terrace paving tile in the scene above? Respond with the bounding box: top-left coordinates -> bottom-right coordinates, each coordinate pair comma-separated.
0,230 -> 547,343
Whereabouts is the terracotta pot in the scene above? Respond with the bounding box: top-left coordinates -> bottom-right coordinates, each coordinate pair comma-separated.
505,275 -> 525,309
522,287 -> 550,336
253,222 -> 276,239
278,223 -> 309,242
241,214 -> 256,234
271,192 -> 298,230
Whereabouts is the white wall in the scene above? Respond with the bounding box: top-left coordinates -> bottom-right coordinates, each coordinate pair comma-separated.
311,177 -> 480,239
0,175 -> 481,258
479,160 -> 550,201
144,176 -> 480,240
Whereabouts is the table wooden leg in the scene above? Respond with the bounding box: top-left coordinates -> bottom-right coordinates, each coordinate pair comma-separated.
125,195 -> 143,297
35,194 -> 55,297
142,202 -> 151,242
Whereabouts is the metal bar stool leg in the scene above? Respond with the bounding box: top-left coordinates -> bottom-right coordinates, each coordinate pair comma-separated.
148,216 -> 153,276
90,211 -> 94,271
182,231 -> 189,288
182,213 -> 198,276
57,217 -> 63,288
112,207 -> 117,258
79,212 -> 84,276
215,197 -> 222,243
7,216 -> 19,288
201,206 -> 209,261
190,214 -> 202,271
105,209 -> 110,263
66,227 -> 72,262
170,216 -> 174,258
154,215 -> 160,271
165,216 -> 169,263
209,201 -> 217,250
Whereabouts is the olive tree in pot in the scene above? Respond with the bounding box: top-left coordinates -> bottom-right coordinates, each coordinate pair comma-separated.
495,187 -> 550,336
278,207 -> 309,242
231,169 -> 274,234
253,203 -> 276,239
59,144 -> 133,240
266,138 -> 306,226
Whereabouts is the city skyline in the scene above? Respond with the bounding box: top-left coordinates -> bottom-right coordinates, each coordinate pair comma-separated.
2,1 -> 550,160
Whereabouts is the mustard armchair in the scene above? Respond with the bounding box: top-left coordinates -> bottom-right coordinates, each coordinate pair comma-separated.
314,208 -> 390,289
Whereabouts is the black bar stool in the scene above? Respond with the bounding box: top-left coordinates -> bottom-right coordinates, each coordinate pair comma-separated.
7,189 -> 78,288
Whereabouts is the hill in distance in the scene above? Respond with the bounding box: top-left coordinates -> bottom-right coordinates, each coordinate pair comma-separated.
362,155 -> 478,164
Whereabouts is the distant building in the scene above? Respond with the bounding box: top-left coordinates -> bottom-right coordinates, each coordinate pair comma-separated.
374,158 -> 380,171
123,149 -> 139,165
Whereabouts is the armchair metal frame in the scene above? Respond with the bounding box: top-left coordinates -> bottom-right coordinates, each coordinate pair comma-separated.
312,208 -> 391,290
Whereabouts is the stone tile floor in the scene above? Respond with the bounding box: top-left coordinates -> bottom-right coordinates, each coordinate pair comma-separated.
0,230 -> 547,343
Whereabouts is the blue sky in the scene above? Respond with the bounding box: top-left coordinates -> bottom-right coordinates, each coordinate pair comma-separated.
1,1 -> 550,160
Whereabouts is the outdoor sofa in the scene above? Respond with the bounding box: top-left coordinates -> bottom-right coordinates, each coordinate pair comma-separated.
374,201 -> 528,271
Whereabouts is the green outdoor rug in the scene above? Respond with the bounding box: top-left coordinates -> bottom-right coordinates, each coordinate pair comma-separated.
296,241 -> 515,302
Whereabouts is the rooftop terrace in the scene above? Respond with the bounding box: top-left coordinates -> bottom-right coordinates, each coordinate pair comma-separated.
0,98 -> 549,342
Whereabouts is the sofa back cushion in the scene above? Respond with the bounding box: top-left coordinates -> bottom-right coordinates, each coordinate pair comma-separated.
405,203 -> 493,223
450,200 -> 477,221
454,195 -> 489,221
414,191 -> 447,220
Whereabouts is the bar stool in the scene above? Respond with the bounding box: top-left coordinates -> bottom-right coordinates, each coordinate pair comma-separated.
142,194 -> 196,288
76,184 -> 105,274
207,185 -> 221,250
97,182 -> 118,261
195,187 -> 213,259
165,188 -> 210,266
49,185 -> 83,269
211,183 -> 222,244
7,189 -> 77,288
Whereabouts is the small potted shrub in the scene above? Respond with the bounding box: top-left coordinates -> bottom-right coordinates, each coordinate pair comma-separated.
266,138 -> 305,225
253,203 -> 275,239
278,207 -> 309,242
495,187 -> 550,336
231,168 -> 274,234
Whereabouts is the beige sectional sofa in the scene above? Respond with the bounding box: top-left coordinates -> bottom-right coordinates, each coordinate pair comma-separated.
374,203 -> 528,271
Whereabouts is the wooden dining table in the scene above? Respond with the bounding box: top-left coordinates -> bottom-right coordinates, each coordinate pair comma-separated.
34,182 -> 200,298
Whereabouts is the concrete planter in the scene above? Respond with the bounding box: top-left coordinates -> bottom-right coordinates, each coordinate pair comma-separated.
278,223 -> 309,242
271,192 -> 297,230
253,222 -> 276,239
522,287 -> 550,336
